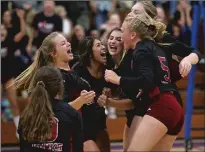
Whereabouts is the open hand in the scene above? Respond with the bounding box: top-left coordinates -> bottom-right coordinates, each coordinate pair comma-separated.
80,90 -> 96,104
179,57 -> 192,77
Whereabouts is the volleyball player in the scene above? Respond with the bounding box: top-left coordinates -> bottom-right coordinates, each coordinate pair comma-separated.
18,66 -> 84,152
131,0 -> 201,80
104,27 -> 149,150
14,32 -> 95,110
72,37 -> 110,152
105,2 -> 200,150
105,12 -> 185,151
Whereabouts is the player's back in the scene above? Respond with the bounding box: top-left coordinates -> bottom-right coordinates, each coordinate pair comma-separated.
18,99 -> 83,152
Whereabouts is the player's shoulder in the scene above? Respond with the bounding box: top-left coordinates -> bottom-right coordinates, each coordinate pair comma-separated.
133,39 -> 155,57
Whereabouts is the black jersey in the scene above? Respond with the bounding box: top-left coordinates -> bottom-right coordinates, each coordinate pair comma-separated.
18,99 -> 83,152
161,33 -> 201,59
113,50 -> 142,98
120,40 -> 177,103
73,64 -> 107,141
59,69 -> 91,103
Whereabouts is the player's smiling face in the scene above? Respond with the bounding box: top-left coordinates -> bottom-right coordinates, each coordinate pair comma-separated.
92,39 -> 107,64
52,34 -> 73,63
108,30 -> 124,56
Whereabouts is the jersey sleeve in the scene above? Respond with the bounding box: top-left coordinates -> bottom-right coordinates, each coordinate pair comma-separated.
120,47 -> 155,92
162,33 -> 201,61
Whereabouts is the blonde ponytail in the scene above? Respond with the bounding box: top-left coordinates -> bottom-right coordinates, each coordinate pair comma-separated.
152,20 -> 166,40
125,11 -> 166,41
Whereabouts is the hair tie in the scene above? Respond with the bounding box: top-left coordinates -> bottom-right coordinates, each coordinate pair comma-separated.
37,81 -> 45,88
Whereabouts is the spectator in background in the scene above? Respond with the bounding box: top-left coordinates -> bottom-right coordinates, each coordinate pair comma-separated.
89,0 -> 117,29
1,23 -> 21,138
175,0 -> 192,28
12,0 -> 43,11
2,10 -> 12,27
155,6 -> 184,41
153,4 -> 185,43
55,1 -> 90,31
90,28 -> 100,38
70,25 -> 86,67
108,13 -> 121,29
100,13 -> 120,29
27,0 -> 62,51
2,10 -> 22,40
173,21 -> 184,40
12,1 -> 40,56
75,2 -> 90,32
55,5 -> 73,39
167,0 -> 192,45
156,6 -> 167,24
1,1 -> 10,17
2,9 -> 31,76
100,13 -> 121,43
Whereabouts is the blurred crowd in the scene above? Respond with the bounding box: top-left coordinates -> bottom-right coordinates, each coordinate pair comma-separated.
1,0 -> 205,121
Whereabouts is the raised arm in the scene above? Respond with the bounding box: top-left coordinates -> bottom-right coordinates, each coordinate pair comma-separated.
14,9 -> 26,43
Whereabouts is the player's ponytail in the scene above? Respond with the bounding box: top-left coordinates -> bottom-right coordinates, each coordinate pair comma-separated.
152,19 -> 166,41
19,66 -> 64,141
125,11 -> 166,41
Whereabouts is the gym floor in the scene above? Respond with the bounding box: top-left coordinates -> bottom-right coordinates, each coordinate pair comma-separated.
1,139 -> 204,152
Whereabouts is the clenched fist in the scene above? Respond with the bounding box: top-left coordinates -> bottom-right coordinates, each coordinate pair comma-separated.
104,69 -> 121,85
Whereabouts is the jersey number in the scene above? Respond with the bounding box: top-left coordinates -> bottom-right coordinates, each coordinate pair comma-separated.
49,117 -> 59,142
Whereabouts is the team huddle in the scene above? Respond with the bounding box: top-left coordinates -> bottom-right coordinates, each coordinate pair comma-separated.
14,1 -> 200,152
